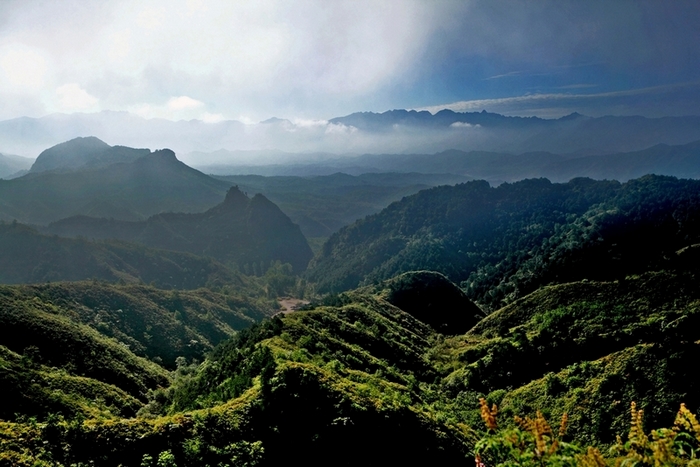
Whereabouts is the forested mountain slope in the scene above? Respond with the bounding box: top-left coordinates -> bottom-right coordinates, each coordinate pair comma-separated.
0,222 -> 245,288
435,270 -> 700,445
4,270 -> 700,465
214,172 -> 470,238
307,175 -> 700,310
46,186 -> 314,272
0,280 -> 275,422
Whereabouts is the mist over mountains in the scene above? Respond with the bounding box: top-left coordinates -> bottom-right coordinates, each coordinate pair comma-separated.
0,152 -> 33,179
3,109 -> 700,165
47,186 -> 314,273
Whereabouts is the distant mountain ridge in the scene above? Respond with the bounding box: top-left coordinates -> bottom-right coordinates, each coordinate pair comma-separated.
225,140 -> 700,183
214,172 -> 472,237
0,138 -> 232,224
329,108 -> 550,130
363,140 -> 700,182
329,109 -> 700,155
29,136 -> 149,173
0,152 -> 33,179
2,109 -> 700,157
46,186 -> 314,272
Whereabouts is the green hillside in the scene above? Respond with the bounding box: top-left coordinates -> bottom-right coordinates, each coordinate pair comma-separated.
0,279 -> 276,422
46,186 -> 314,272
3,270 -> 700,465
306,175 -> 700,310
11,282 -> 275,367
0,222 -> 246,288
0,286 -> 170,420
3,174 -> 700,465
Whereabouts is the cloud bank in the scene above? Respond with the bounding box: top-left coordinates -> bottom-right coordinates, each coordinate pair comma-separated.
0,1 -> 698,121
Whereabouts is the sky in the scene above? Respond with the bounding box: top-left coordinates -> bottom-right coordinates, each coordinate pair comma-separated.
0,0 -> 699,123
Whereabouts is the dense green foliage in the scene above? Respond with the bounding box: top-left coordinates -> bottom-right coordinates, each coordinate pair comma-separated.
0,286 -> 169,420
46,187 -> 313,273
12,282 -> 275,366
0,291 -> 474,466
0,222 -> 244,288
3,170 -> 700,465
0,344 -> 144,421
0,279 -> 277,422
307,175 -> 700,310
3,269 -> 700,465
433,271 -> 700,444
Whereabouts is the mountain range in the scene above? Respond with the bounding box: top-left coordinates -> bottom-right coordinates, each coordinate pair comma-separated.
3,109 -> 700,159
0,138 -> 231,224
306,175 -> 700,310
213,172 -> 471,238
338,140 -> 700,183
46,186 -> 313,272
3,122 -> 700,465
29,136 -> 150,173
0,152 -> 33,179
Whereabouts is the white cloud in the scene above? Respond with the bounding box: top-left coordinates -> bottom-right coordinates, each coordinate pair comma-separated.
417,81 -> 700,116
201,112 -> 226,123
129,95 -> 213,120
55,84 -> 99,111
0,0 -> 440,120
450,122 -> 479,128
325,123 -> 357,135
0,44 -> 48,90
167,96 -> 204,111
292,119 -> 329,128
136,6 -> 167,30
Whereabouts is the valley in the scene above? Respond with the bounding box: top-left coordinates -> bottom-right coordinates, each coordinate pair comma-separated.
1,133 -> 700,466
2,3 -> 699,465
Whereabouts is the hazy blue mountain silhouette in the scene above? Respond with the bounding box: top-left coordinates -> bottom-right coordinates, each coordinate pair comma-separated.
47,186 -> 314,272
29,136 -> 149,173
0,140 -> 231,224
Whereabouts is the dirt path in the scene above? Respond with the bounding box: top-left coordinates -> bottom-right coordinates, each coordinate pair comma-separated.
276,297 -> 310,314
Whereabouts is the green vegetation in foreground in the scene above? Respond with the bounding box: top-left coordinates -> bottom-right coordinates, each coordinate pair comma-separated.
0,278 -> 278,422
3,269 -> 700,465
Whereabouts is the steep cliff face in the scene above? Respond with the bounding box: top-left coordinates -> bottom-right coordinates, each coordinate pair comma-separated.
47,186 -> 314,272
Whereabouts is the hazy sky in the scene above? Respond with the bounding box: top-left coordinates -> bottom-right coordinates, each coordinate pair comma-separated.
1,0 -> 699,122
